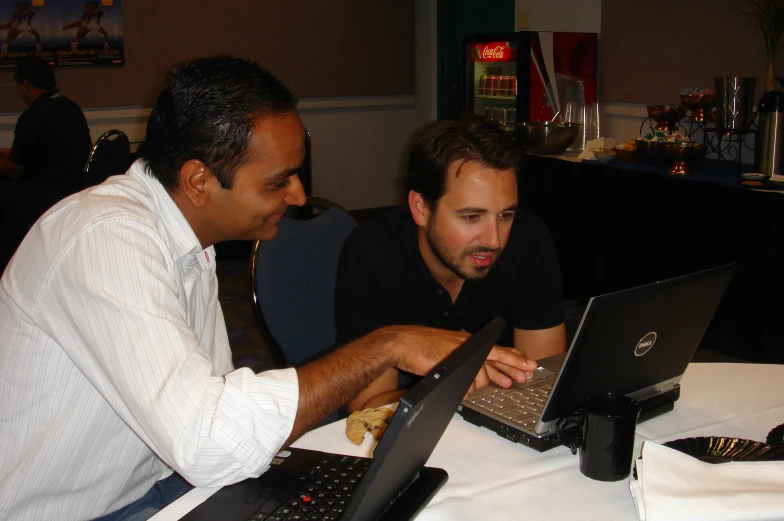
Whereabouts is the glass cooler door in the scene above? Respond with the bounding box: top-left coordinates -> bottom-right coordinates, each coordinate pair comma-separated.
466,39 -> 518,132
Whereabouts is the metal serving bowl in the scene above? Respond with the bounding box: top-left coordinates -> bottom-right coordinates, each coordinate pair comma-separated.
515,122 -> 580,155
646,105 -> 686,132
660,142 -> 705,175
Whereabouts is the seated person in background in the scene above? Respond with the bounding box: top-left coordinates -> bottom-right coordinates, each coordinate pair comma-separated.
0,56 -> 535,521
336,114 -> 566,413
0,54 -> 92,195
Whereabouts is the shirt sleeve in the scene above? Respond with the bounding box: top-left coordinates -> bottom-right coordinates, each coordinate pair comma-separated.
35,217 -> 299,487
8,110 -> 36,168
512,214 -> 565,330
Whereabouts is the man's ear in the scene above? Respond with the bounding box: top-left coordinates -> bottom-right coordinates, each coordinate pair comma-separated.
177,159 -> 215,208
408,190 -> 431,227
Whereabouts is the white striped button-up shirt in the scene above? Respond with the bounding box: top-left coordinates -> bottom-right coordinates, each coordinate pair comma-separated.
0,162 -> 299,521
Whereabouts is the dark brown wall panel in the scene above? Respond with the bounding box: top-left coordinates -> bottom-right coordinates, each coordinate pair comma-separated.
0,0 -> 414,112
600,0 -> 783,105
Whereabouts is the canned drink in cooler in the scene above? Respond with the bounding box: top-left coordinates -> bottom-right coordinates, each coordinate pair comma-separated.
508,76 -> 517,97
505,108 -> 516,130
484,106 -> 492,120
490,106 -> 501,123
478,75 -> 488,96
490,76 -> 502,96
497,107 -> 507,126
499,76 -> 512,96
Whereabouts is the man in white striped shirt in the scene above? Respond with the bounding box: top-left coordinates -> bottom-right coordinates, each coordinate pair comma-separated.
0,56 -> 536,521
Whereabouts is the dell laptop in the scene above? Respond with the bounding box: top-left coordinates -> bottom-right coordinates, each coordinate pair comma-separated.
181,317 -> 506,521
458,263 -> 736,452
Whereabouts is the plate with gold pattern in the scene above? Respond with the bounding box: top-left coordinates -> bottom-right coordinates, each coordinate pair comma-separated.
663,436 -> 784,464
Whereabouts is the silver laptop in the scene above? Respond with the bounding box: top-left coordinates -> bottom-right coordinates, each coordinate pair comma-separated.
457,263 -> 736,451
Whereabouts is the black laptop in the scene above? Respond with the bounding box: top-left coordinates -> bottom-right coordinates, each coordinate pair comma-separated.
458,263 -> 736,452
182,317 -> 505,521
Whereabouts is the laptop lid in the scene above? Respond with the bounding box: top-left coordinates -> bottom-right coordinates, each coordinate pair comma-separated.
343,316 -> 505,521
536,263 -> 736,432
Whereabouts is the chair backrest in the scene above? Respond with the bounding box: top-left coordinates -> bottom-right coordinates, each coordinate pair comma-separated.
84,129 -> 132,188
250,197 -> 357,368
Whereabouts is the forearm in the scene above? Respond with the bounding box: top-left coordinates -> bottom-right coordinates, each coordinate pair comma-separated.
514,324 -> 567,360
287,326 -> 400,444
349,389 -> 408,413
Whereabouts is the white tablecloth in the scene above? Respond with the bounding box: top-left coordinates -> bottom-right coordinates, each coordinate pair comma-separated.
151,363 -> 784,521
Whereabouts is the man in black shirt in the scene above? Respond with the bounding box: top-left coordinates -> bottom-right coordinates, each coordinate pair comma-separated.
336,115 -> 566,412
0,55 -> 92,195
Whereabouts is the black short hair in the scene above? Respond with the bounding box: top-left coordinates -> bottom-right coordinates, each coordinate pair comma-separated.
405,114 -> 523,207
13,55 -> 56,91
136,55 -> 298,190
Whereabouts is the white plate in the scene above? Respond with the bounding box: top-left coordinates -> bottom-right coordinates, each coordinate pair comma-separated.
742,173 -> 766,179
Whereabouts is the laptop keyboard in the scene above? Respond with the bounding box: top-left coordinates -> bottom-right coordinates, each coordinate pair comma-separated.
464,367 -> 557,429
247,454 -> 370,521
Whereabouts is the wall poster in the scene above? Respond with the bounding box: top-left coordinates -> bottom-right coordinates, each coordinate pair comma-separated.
0,0 -> 123,68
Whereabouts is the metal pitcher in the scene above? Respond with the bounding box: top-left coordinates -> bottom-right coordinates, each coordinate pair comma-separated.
755,90 -> 784,179
715,77 -> 757,130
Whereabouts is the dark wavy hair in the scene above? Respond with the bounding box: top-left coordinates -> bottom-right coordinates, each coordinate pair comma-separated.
14,55 -> 56,91
405,113 -> 523,207
137,56 -> 298,189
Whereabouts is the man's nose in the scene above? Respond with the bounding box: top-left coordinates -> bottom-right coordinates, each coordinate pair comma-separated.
285,174 -> 307,207
481,220 -> 501,249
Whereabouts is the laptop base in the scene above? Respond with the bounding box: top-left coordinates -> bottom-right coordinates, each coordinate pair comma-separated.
180,448 -> 448,521
376,467 -> 448,521
457,385 -> 681,453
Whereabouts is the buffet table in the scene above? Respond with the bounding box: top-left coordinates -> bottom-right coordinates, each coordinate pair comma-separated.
519,154 -> 784,363
152,363 -> 784,521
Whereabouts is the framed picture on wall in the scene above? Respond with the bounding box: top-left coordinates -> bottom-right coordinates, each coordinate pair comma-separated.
0,0 -> 124,68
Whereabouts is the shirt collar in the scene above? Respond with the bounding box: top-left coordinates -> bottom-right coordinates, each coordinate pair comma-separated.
30,88 -> 60,107
127,160 -> 214,264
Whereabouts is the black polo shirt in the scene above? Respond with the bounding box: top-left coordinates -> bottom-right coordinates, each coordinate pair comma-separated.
8,89 -> 92,195
335,205 -> 565,351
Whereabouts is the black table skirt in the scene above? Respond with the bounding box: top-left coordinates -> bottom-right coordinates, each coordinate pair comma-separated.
520,155 -> 783,363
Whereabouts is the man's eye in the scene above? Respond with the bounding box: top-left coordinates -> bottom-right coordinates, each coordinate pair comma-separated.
271,178 -> 291,191
499,211 -> 516,221
461,214 -> 480,223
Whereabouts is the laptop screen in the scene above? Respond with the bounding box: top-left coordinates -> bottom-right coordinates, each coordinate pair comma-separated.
342,317 -> 505,521
540,263 -> 735,424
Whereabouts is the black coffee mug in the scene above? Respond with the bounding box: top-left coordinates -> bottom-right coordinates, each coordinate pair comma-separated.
557,393 -> 641,482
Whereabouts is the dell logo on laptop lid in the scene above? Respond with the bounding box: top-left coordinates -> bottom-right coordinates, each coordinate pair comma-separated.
635,332 -> 657,356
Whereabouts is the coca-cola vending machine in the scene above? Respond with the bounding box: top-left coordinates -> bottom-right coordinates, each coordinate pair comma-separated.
462,32 -> 598,131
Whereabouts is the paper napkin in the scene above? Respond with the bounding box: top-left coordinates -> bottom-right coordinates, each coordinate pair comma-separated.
630,441 -> 784,521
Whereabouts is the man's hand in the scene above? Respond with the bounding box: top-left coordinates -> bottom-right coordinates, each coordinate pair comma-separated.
469,347 -> 537,395
0,148 -> 11,159
385,325 -> 537,396
387,325 -> 470,376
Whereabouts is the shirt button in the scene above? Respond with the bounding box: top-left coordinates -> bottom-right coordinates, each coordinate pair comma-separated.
436,288 -> 444,296
443,311 -> 449,317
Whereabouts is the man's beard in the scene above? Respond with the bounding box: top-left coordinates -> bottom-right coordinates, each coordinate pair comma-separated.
426,220 -> 500,281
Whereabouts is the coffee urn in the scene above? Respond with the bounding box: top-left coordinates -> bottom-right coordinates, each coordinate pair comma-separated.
755,90 -> 784,179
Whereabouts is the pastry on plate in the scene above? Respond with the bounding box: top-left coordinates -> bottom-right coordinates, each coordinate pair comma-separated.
345,407 -> 394,445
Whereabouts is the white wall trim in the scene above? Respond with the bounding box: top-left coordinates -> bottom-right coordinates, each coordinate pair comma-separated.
0,95 -> 416,127
603,102 -> 648,118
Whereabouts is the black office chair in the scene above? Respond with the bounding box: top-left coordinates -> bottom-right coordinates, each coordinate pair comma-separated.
250,197 -> 357,369
83,129 -> 132,188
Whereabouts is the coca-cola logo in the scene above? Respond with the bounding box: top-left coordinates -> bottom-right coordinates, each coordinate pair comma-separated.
472,42 -> 513,62
482,45 -> 507,59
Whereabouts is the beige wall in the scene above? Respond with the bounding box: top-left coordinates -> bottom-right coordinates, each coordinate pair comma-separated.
0,1 -> 438,210
515,0 -> 601,33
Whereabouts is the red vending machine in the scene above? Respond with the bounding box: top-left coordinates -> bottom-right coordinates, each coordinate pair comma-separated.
463,31 -> 598,131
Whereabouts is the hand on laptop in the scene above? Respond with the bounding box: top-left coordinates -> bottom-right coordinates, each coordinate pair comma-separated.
389,325 -> 536,395
469,347 -> 537,395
